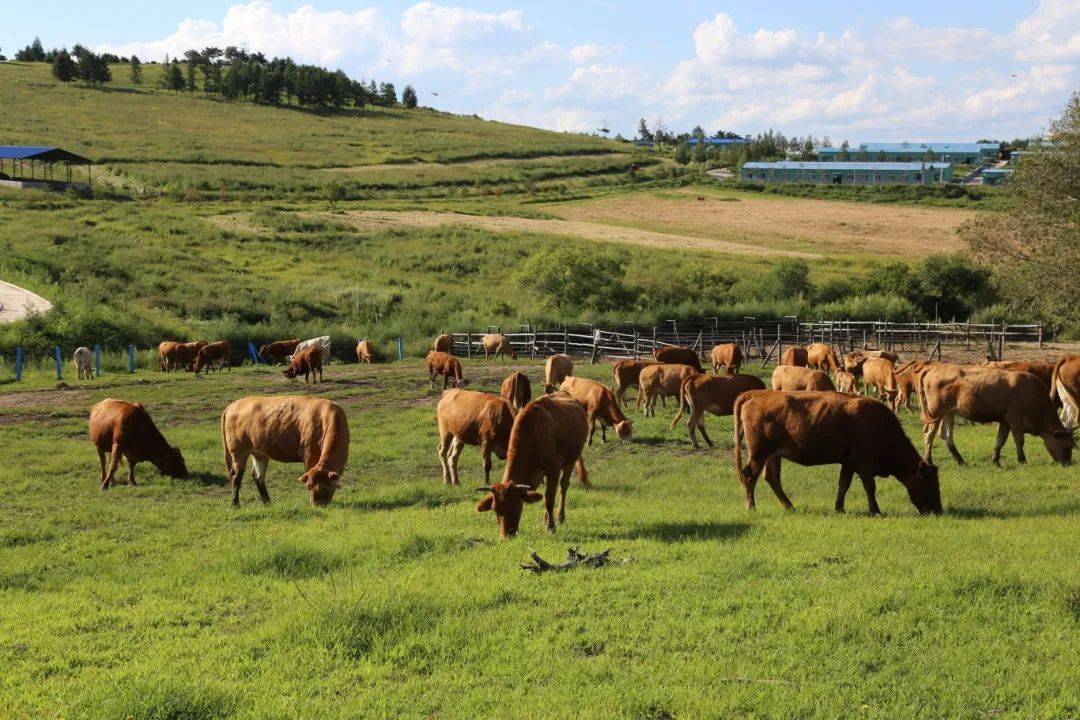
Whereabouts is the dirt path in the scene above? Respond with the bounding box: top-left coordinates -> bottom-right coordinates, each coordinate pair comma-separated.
0,280 -> 52,324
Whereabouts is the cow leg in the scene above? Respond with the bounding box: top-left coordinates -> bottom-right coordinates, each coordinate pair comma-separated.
600,422 -> 608,443
941,415 -> 965,465
437,432 -> 453,484
543,471 -> 559,532
102,444 -> 122,490
991,422 -> 1009,466
859,474 -> 882,515
229,449 -> 249,507
1011,426 -> 1027,465
479,439 -> 492,484
696,413 -> 714,448
97,448 -> 107,487
922,419 -> 940,464
557,464 -> 573,524
763,455 -> 794,511
587,412 -> 597,446
126,456 -> 137,486
738,453 -> 764,511
835,464 -> 855,513
252,456 -> 271,503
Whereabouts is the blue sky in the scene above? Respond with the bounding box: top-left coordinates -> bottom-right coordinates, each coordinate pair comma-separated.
4,1 -> 1078,141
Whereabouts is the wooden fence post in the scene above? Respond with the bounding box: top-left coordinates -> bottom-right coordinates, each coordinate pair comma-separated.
1038,323 -> 1043,349
563,327 -> 569,356
466,332 -> 472,359
397,337 -> 404,361
591,329 -> 601,364
651,326 -> 657,353
633,330 -> 639,359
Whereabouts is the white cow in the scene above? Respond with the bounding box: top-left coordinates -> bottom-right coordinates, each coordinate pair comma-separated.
73,347 -> 94,380
290,336 -> 332,364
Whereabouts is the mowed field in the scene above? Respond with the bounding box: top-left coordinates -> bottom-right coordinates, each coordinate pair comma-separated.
1,359 -> 1077,719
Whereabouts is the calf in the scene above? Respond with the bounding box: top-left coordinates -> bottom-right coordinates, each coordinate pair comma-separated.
1051,355 -> 1080,429
771,365 -> 835,392
653,345 -> 704,372
221,395 -> 349,506
834,370 -> 858,395
611,358 -> 654,407
500,371 -> 532,414
779,347 -> 808,367
427,351 -> 464,389
431,333 -> 454,353
733,390 -> 942,514
436,389 -> 514,485
919,364 -> 1073,466
194,340 -> 231,375
475,393 -> 589,538
259,339 -> 301,364
89,399 -> 188,489
806,343 -> 841,372
893,362 -> 920,411
73,346 -> 94,380
283,345 -> 323,384
356,339 -> 376,364
861,356 -> 898,411
544,353 -> 574,393
844,349 -> 900,375
671,373 -> 766,449
560,376 -> 632,444
481,334 -> 517,359
638,363 -> 699,417
157,341 -> 179,371
710,343 -> 742,374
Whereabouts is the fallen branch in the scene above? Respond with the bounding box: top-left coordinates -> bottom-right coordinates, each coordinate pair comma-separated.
521,546 -> 612,573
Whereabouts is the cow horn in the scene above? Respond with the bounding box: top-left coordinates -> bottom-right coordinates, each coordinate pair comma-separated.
514,484 -> 532,490
474,486 -> 494,492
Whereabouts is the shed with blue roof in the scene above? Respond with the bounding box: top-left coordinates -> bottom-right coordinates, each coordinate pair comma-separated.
0,146 -> 93,186
818,142 -> 996,164
741,161 -> 952,185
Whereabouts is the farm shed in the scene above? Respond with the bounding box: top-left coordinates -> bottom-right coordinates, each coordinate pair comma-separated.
818,142 -> 998,164
0,146 -> 92,188
981,168 -> 1014,185
686,136 -> 751,146
741,161 -> 953,185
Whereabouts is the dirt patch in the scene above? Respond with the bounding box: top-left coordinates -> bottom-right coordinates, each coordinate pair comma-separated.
0,387 -> 91,410
321,152 -> 620,174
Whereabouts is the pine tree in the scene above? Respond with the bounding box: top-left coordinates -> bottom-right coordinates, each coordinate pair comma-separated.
129,55 -> 143,85
168,61 -> 184,92
51,49 -> 76,83
402,84 -> 418,109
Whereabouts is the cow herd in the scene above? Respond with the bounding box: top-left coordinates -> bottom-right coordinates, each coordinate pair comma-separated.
80,330 -> 1079,540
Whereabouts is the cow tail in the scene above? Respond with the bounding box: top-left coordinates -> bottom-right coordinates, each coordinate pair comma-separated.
916,368 -> 932,426
733,395 -> 746,483
1050,357 -> 1064,404
670,377 -> 689,429
221,409 -> 233,480
576,457 -> 589,486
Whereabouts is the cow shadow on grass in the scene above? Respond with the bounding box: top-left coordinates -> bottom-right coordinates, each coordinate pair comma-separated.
337,486 -> 461,513
946,503 -> 1080,520
591,520 -> 752,543
185,471 -> 228,487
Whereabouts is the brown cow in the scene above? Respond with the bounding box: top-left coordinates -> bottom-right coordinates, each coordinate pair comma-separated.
653,345 -> 704,372
431,333 -> 454,354
481,334 -> 517,359
780,346 -> 808,367
259,339 -> 301,364
844,349 -> 900,375
500,371 -> 532,414
89,399 -> 188,489
159,340 -> 203,372
544,354 -> 574,393
427,351 -> 464,389
1051,355 -> 1079,429
221,396 -> 349,506
436,389 -> 514,485
671,373 -> 766,449
158,341 -> 179,371
919,364 -> 1074,466
835,370 -> 858,395
638,363 -> 699,416
806,343 -> 841,372
771,365 -> 835,392
733,390 -> 942,514
356,339 -> 376,364
283,345 -> 323,384
475,393 -> 589,538
611,359 -> 655,407
178,341 -> 207,372
710,343 -> 742,374
194,341 -> 231,375
984,360 -> 1055,392
861,356 -> 898,411
560,376 -> 632,444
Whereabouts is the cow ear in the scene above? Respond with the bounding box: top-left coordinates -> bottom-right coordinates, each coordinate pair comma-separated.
327,471 -> 341,488
523,491 -> 543,504
476,494 -> 494,512
297,473 -> 310,485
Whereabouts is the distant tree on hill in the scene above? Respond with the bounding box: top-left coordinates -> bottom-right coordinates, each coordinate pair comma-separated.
51,49 -> 76,83
674,142 -> 690,165
379,82 -> 397,105
72,46 -> 111,87
402,84 -> 418,109
693,141 -> 707,163
801,137 -> 815,160
637,118 -> 653,142
166,60 -> 185,92
839,140 -> 850,161
129,55 -> 143,85
183,50 -> 201,93
15,37 -> 47,62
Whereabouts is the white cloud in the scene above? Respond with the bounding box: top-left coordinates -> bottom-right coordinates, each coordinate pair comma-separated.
1013,0 -> 1080,62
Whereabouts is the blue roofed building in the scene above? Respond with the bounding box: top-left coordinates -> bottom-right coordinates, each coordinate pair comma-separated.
741,161 -> 952,185
686,136 -> 751,147
818,142 -> 998,164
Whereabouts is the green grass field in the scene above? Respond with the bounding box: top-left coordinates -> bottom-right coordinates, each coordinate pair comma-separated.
1,359 -> 1077,718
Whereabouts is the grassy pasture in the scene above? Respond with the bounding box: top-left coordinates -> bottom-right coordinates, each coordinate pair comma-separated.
1,359 -> 1077,719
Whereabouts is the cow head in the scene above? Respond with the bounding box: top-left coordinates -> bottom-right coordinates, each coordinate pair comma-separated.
901,460 -> 942,514
614,420 -> 633,440
1046,428 -> 1075,465
258,345 -> 270,360
299,466 -> 341,505
509,349 -> 518,359
283,366 -> 299,379
475,483 -> 542,538
157,446 -> 189,479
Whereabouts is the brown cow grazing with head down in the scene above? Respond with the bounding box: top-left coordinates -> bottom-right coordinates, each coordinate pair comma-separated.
919,364 -> 1073,467
638,363 -> 699,417
780,346 -> 808,367
194,341 -> 231,375
283,345 -> 323,384
89,399 -> 188,489
356,339 -> 376,364
179,341 -> 207,371
653,345 -> 704,372
806,343 -> 841,372
158,341 -> 179,371
159,340 -> 203,372
771,365 -> 835,392
671,373 -> 766,448
734,390 -> 942,515
481,334 -> 517,359
544,354 -> 574,393
221,396 -> 349,506
475,393 -> 589,538
710,343 -> 742,374
259,339 -> 301,365
431,334 -> 453,354
560,376 -> 632,444
1051,355 -> 1080,429
427,351 -> 464,389
500,371 -> 532,414
611,358 -> 655,407
861,356 -> 898,411
436,389 -> 514,485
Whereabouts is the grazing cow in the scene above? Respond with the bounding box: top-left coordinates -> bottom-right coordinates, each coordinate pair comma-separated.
861,356 -> 898,411
1050,355 -> 1080,429
481,334 -> 517,360
611,359 -> 654,407
844,349 -> 900,375
733,390 -> 942,514
194,341 -> 231,375
356,339 -> 376,364
779,347 -> 808,367
221,396 -> 349,506
984,360 -> 1055,393
157,341 -> 179,371
292,336 -> 332,364
560,376 -> 632,444
73,346 -> 94,380
259,339 -> 301,365
544,354 -> 574,393
89,399 -> 187,489
283,346 -> 323,384
653,345 -> 704,372
475,393 -> 589,538
638,363 -> 699,417
806,343 -> 841,372
159,340 -> 204,372
670,373 -> 766,449
179,341 -> 207,372
500,371 -> 532,414
710,343 -> 742,374
771,365 -> 835,392
919,364 -> 1073,466
893,362 -> 920,412
834,370 -> 858,395
431,334 -> 454,354
427,351 -> 464,389
436,389 -> 514,485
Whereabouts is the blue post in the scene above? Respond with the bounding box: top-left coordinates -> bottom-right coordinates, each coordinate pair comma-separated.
247,342 -> 262,365
128,345 -> 136,373
397,337 -> 404,361
93,344 -> 101,377
14,348 -> 22,382
54,346 -> 63,380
